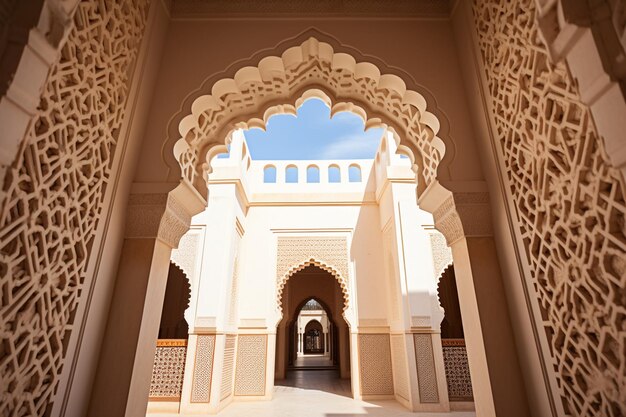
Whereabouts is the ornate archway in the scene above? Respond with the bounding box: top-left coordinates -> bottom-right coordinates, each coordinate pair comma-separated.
153,32 -> 527,417
279,258 -> 349,316
170,36 -> 450,199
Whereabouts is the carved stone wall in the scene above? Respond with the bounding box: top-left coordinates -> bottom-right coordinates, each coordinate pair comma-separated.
190,335 -> 216,403
390,335 -> 409,400
413,334 -> 440,404
429,231 -> 452,279
276,236 -> 350,311
234,335 -> 267,396
473,1 -> 626,415
358,334 -> 394,396
221,335 -> 236,400
0,1 -> 149,416
227,257 -> 240,327
171,230 -> 201,281
442,339 -> 473,402
149,340 -> 188,400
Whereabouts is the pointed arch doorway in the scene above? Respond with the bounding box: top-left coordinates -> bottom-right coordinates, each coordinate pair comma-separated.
275,264 -> 351,396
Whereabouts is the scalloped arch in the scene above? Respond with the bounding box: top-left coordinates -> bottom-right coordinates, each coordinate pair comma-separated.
277,259 -> 350,317
173,36 -> 447,196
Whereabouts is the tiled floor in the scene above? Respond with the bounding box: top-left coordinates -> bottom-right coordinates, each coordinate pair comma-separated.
149,370 -> 475,417
292,354 -> 335,368
214,370 -> 475,417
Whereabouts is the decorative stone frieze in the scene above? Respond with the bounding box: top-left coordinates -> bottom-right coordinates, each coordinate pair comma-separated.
174,37 -> 447,198
125,193 -> 192,248
275,236 -> 350,312
0,1 -> 149,416
474,1 -> 626,414
432,192 -> 493,246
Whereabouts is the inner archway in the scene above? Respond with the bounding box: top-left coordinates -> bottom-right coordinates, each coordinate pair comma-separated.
275,264 -> 351,397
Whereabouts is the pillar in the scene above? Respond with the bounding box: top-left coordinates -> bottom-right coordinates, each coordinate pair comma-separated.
324,330 -> 329,355
88,187 -> 202,417
430,190 -> 530,417
384,176 -> 449,412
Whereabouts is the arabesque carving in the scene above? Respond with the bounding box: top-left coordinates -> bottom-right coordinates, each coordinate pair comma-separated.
0,1 -> 149,416
275,236 -> 350,313
474,1 -> 626,415
174,37 -> 446,197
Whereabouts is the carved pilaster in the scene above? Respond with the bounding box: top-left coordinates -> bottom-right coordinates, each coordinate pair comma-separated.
432,192 -> 493,246
125,193 -> 192,248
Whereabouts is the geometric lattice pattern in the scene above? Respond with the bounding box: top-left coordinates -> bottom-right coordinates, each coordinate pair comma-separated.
0,1 -> 148,416
358,334 -> 394,396
390,335 -> 410,401
149,341 -> 188,400
221,335 -> 236,400
442,340 -> 473,402
234,335 -> 267,396
473,1 -> 626,415
191,335 -> 216,403
276,236 -> 350,311
413,333 -> 439,403
175,37 -> 445,198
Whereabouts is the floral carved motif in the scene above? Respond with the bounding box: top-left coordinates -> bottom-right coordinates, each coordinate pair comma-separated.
0,1 -> 149,416
473,1 -> 626,415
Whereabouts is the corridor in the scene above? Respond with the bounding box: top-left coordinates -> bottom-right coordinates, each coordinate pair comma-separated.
190,371 -> 474,417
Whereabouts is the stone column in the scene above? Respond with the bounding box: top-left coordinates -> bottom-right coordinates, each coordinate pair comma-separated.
88,188 -> 201,417
324,331 -> 329,355
432,191 -> 530,417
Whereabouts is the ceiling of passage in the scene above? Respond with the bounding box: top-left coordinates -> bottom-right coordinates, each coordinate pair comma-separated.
169,0 -> 451,18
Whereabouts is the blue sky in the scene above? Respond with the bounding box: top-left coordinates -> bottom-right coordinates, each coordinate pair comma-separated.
242,98 -> 384,160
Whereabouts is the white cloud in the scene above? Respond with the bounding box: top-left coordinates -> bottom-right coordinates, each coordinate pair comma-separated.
318,132 -> 382,159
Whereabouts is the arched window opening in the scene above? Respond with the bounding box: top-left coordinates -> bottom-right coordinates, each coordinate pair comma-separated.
328,165 -> 341,183
158,263 -> 191,340
438,264 -> 464,339
263,165 -> 277,183
304,320 -> 324,354
286,165 -> 298,183
348,164 -> 362,182
307,165 -> 320,183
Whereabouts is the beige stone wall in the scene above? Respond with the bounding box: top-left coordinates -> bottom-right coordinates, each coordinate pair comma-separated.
472,1 -> 626,415
0,1 -> 150,416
